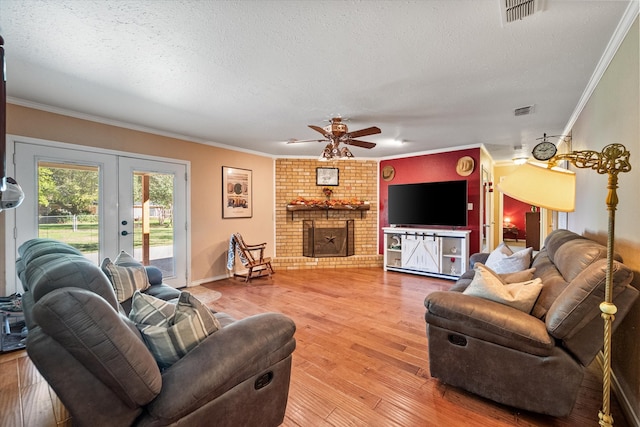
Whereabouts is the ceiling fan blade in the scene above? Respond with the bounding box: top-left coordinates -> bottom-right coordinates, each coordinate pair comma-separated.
287,138 -> 326,144
308,125 -> 329,137
346,126 -> 381,139
346,139 -> 376,149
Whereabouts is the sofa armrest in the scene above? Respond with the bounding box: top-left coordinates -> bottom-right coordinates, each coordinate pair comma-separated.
425,291 -> 554,356
144,266 -> 164,286
145,312 -> 296,422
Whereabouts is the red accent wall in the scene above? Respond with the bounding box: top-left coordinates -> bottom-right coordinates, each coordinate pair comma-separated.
503,196 -> 531,238
379,148 -> 481,254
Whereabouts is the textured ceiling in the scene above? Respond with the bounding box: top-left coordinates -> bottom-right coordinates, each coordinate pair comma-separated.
0,0 -> 635,161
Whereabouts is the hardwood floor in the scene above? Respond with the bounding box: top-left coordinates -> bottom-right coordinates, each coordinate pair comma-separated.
0,268 -> 629,426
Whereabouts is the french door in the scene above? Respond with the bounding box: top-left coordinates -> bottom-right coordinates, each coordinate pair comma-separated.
8,140 -> 188,291
117,157 -> 187,286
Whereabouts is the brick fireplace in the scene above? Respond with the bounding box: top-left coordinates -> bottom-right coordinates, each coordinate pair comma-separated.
273,159 -> 382,270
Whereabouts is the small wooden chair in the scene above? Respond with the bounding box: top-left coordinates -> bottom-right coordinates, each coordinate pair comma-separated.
232,233 -> 275,282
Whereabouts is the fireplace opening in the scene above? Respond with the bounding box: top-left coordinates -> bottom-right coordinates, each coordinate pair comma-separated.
303,220 -> 354,257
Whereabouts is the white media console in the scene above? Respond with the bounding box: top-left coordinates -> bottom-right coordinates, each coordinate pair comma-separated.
382,227 -> 471,280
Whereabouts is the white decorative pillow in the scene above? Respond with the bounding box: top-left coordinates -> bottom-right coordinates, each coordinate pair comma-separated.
463,263 -> 543,313
101,255 -> 150,303
485,242 -> 512,262
485,243 -> 533,274
472,262 -> 536,284
499,267 -> 536,283
130,291 -> 222,369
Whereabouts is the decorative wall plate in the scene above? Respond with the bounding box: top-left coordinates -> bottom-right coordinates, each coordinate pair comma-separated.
382,165 -> 395,181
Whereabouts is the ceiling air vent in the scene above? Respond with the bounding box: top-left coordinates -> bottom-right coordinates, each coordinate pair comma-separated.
514,105 -> 534,116
500,0 -> 538,25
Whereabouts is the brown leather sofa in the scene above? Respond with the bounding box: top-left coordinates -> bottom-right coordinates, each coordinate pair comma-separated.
17,238 -> 296,426
424,229 -> 638,417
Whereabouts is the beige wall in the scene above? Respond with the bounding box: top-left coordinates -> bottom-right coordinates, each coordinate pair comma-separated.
570,17 -> 640,420
3,104 -> 275,291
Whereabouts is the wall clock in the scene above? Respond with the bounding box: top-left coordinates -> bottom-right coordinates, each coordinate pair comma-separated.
532,141 -> 557,161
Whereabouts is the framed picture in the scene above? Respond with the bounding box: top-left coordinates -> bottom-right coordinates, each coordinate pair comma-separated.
222,166 -> 252,218
316,167 -> 339,186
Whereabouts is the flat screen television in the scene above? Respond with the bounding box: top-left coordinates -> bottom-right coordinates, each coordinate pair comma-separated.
388,180 -> 468,227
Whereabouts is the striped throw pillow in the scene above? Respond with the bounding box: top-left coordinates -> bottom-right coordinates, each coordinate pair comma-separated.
101,257 -> 150,303
130,291 -> 221,369
129,290 -> 174,327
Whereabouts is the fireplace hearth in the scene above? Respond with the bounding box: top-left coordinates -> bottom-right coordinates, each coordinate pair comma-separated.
303,220 -> 354,257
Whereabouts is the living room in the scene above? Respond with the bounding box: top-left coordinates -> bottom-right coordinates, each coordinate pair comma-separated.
0,1 -> 639,426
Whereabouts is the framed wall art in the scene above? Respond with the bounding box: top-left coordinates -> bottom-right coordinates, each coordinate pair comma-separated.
222,166 -> 252,218
316,167 -> 339,186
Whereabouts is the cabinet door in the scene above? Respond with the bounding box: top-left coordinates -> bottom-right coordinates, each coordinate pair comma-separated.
402,235 -> 439,272
440,237 -> 464,276
384,233 -> 403,268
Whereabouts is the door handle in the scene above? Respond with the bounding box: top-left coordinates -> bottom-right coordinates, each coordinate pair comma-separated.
121,230 -> 131,236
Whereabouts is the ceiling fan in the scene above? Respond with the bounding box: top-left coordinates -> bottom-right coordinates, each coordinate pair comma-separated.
288,117 -> 381,160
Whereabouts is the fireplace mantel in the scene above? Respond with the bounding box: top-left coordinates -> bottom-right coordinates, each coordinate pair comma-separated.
286,203 -> 370,220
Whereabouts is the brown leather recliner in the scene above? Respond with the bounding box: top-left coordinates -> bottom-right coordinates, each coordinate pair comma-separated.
424,229 -> 638,417
17,238 -> 296,426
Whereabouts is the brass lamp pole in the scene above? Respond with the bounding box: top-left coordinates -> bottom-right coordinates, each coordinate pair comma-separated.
547,144 -> 631,427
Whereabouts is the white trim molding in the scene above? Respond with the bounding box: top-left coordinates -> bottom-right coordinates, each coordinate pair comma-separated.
562,1 -> 639,137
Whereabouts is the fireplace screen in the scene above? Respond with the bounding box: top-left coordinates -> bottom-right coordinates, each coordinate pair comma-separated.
303,220 -> 354,257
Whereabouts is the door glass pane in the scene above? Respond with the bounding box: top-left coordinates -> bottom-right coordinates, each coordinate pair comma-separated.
37,161 -> 100,263
132,172 -> 175,277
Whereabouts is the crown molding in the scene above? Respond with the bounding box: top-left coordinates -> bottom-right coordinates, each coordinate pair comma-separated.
562,1 -> 639,136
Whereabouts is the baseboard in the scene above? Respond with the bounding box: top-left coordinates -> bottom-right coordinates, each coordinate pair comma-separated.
612,367 -> 640,427
189,274 -> 230,287
597,353 -> 640,427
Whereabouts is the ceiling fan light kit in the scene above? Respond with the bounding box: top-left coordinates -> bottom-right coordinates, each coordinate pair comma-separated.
291,117 -> 381,160
320,143 -> 354,161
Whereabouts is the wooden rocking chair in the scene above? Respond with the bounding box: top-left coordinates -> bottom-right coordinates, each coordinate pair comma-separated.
232,233 -> 275,282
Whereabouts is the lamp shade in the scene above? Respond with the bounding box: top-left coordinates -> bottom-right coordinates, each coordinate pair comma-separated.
497,162 -> 576,212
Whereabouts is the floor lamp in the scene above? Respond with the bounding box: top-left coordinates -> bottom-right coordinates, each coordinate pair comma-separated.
498,143 -> 631,427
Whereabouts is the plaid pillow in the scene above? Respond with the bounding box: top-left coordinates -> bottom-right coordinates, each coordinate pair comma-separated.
130,291 -> 221,369
129,291 -> 174,327
101,251 -> 150,303
114,250 -> 142,267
